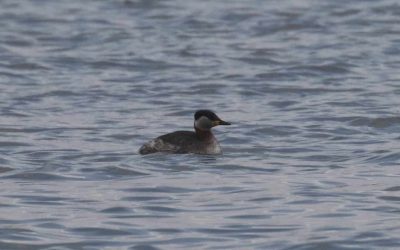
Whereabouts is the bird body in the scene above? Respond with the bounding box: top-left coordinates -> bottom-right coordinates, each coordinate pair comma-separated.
139,110 -> 230,155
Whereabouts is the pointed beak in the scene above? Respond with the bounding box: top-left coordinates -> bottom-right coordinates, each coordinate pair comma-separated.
212,120 -> 231,126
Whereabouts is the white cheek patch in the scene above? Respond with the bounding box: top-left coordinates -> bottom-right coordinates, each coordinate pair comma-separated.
195,116 -> 212,129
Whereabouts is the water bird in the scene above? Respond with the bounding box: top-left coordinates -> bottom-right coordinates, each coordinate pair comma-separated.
139,110 -> 231,155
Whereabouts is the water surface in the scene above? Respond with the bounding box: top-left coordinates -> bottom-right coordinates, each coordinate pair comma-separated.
1,0 -> 400,249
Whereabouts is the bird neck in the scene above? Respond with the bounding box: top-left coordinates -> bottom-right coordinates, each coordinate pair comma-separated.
195,127 -> 214,141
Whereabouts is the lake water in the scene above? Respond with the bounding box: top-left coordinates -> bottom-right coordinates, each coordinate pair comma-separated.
1,0 -> 400,249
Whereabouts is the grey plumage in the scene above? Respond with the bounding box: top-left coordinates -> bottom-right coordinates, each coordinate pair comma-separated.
139,131 -> 220,155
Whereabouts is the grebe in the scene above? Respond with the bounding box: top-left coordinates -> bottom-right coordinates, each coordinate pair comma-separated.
139,110 -> 231,155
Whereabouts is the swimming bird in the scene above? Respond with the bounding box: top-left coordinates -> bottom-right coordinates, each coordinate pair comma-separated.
139,110 -> 231,155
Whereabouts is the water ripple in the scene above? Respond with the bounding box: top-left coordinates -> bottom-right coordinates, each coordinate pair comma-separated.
1,0 -> 400,249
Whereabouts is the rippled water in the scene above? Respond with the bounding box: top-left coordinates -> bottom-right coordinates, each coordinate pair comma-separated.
1,0 -> 400,249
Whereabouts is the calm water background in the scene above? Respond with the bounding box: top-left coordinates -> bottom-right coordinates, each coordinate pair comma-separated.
1,0 -> 400,249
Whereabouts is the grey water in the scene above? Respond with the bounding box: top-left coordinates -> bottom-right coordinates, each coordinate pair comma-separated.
1,0 -> 400,249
